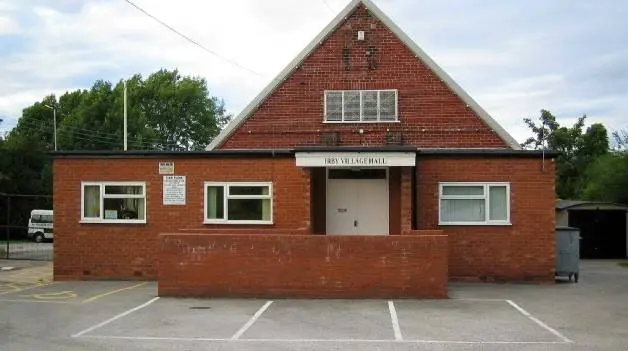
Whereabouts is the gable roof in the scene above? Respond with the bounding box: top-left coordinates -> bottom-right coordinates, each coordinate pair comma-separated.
207,0 -> 521,150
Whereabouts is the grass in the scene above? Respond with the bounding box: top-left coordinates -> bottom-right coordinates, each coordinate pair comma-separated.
619,261 -> 628,268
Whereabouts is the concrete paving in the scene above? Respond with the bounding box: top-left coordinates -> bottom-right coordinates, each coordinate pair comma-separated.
0,260 -> 627,350
0,259 -> 52,287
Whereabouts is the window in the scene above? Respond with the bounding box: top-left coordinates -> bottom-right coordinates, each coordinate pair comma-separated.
81,182 -> 146,223
32,214 -> 53,223
439,183 -> 510,225
205,182 -> 272,224
324,89 -> 398,122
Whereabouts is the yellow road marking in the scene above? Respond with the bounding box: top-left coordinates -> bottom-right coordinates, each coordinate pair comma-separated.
25,290 -> 78,300
0,281 -> 52,296
0,298 -> 75,304
7,271 -> 51,280
82,282 -> 148,304
0,284 -> 19,294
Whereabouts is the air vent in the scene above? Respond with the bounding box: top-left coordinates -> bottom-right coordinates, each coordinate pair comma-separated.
322,131 -> 340,146
385,131 -> 403,145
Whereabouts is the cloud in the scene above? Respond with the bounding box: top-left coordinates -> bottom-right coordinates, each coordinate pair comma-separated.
0,15 -> 20,35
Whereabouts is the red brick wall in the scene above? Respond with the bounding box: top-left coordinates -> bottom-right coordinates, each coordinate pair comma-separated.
219,4 -> 508,149
158,233 -> 448,298
416,157 -> 556,282
54,155 -> 555,284
53,157 -> 309,280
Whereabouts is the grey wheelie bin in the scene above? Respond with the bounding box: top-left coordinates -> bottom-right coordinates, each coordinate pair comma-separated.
555,226 -> 580,282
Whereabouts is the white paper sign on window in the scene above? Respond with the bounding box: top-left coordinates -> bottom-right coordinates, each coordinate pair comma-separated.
159,161 -> 174,175
163,175 -> 186,205
104,210 -> 118,219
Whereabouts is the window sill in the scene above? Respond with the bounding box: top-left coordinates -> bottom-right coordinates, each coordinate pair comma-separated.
80,219 -> 147,224
439,222 -> 512,226
322,120 -> 400,124
203,220 -> 274,225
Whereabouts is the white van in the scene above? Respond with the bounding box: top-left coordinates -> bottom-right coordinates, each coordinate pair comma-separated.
27,209 -> 53,243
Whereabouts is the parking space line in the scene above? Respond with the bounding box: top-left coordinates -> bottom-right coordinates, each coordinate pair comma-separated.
72,297 -> 160,338
82,282 -> 147,304
387,301 -> 403,341
506,299 -> 573,343
230,300 -> 273,340
79,335 -> 572,344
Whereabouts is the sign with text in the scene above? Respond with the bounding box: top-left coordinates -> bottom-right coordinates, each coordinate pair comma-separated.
163,175 -> 186,205
295,152 -> 415,167
159,161 -> 175,175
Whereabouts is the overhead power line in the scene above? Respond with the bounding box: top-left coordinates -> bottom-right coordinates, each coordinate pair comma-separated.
122,0 -> 263,77
15,118 -> 183,149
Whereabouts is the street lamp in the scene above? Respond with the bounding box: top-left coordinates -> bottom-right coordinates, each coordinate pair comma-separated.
43,104 -> 57,151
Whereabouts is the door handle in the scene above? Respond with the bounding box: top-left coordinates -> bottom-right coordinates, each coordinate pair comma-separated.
354,220 -> 358,227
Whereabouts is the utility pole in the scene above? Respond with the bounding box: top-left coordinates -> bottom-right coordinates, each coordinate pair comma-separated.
124,80 -> 128,151
43,104 -> 57,151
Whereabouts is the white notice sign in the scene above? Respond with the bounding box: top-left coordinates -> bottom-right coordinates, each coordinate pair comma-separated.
295,152 -> 416,167
163,175 -> 186,205
159,161 -> 175,174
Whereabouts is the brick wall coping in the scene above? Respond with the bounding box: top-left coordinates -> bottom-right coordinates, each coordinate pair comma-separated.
159,232 -> 446,238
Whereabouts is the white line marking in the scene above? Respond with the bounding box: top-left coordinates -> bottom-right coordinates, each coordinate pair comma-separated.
387,300 -> 403,341
79,335 -> 571,344
506,300 -> 573,343
230,300 -> 273,340
453,298 -> 508,302
72,297 -> 160,338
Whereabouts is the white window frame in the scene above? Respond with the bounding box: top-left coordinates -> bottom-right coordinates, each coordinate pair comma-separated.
324,89 -> 399,123
80,181 -> 147,224
438,182 -> 511,226
204,182 -> 273,225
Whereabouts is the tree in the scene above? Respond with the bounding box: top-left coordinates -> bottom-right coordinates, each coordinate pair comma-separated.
581,153 -> 628,204
613,129 -> 628,150
0,131 -> 52,232
10,69 -> 230,152
521,109 -> 561,150
522,110 -> 609,199
139,69 -> 228,151
9,95 -> 59,150
580,126 -> 628,204
0,118 -> 7,182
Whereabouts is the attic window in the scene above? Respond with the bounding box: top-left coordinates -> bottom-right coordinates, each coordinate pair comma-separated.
324,90 -> 398,123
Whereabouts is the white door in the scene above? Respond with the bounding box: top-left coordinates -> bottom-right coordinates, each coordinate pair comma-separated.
326,171 -> 389,235
356,179 -> 389,235
326,179 -> 359,235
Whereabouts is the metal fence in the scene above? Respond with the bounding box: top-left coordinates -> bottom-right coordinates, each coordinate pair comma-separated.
0,193 -> 53,261
0,225 -> 53,261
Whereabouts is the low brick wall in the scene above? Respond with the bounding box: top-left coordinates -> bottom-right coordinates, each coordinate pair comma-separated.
158,233 -> 448,298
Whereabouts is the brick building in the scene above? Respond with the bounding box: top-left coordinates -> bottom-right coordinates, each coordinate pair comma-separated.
52,0 -> 557,298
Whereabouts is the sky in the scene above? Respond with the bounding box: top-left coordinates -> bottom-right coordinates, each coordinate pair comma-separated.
0,0 -> 626,144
